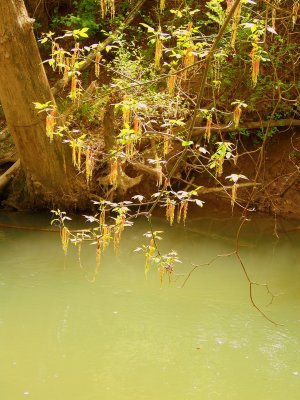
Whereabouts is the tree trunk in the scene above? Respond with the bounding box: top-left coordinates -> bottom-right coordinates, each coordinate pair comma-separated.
0,0 -> 87,209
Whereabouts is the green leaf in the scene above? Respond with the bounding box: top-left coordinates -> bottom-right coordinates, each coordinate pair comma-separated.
74,28 -> 89,38
140,23 -> 155,33
33,101 -> 53,113
182,140 -> 193,147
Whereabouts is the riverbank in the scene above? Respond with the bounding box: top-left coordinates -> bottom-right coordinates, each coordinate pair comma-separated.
1,124 -> 300,220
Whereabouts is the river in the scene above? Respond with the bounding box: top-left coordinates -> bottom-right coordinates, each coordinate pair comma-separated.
0,212 -> 300,399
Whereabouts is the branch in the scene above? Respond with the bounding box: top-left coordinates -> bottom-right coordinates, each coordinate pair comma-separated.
192,119 -> 300,135
199,182 -> 261,194
181,217 -> 281,325
147,0 -> 242,216
0,159 -> 20,191
129,162 -> 261,197
51,0 -> 147,95
181,253 -> 235,288
235,218 -> 281,325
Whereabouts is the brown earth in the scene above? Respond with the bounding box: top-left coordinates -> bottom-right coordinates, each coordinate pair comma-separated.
1,119 -> 300,220
197,128 -> 300,220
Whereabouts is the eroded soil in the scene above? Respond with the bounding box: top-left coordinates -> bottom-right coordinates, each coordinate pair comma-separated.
1,121 -> 300,220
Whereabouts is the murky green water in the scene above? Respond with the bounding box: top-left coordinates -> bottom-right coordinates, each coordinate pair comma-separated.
0,212 -> 300,399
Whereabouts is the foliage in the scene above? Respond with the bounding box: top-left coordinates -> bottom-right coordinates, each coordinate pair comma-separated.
37,0 -> 300,283
51,0 -> 104,34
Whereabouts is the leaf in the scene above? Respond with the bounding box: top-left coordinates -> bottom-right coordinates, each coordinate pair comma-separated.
148,159 -> 158,165
267,26 -> 277,35
225,174 -> 248,183
134,247 -> 143,252
83,215 -> 98,223
78,28 -> 89,37
136,102 -> 147,109
33,101 -> 52,109
182,140 -> 193,147
33,101 -> 53,113
169,119 -> 186,126
140,23 -> 155,33
198,147 -> 208,154
243,23 -> 255,29
132,195 -> 144,202
143,232 -> 153,237
195,199 -> 204,207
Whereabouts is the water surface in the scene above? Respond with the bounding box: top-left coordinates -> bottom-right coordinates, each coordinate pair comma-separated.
0,213 -> 300,399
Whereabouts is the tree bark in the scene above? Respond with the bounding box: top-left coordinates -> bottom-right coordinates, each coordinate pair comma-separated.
0,0 -> 86,208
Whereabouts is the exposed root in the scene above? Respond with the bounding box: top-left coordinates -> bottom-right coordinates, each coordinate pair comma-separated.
0,151 -> 18,166
0,159 -> 20,192
0,127 -> 9,141
98,161 -> 142,197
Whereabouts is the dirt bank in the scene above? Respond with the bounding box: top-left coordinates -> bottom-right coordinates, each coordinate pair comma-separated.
1,125 -> 300,220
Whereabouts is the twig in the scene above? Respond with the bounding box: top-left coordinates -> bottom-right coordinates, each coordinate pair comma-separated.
235,217 -> 281,325
181,252 -> 235,288
181,217 -> 281,325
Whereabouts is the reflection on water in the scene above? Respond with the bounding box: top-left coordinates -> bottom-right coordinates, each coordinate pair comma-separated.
0,212 -> 300,400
